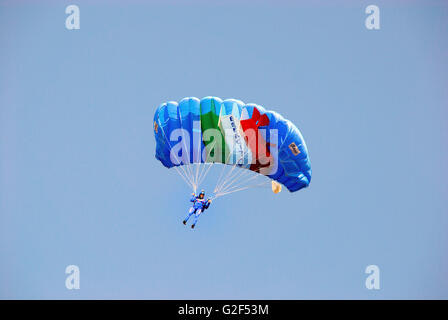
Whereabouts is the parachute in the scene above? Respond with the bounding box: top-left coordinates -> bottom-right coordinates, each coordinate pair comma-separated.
153,96 -> 311,199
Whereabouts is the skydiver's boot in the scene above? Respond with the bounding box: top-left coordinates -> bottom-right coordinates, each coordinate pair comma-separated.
191,224 -> 195,229
183,220 -> 187,225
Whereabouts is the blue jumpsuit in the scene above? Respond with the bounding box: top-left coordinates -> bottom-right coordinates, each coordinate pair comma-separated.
184,195 -> 211,226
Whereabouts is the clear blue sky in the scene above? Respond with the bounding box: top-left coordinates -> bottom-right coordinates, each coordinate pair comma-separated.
1,0 -> 447,299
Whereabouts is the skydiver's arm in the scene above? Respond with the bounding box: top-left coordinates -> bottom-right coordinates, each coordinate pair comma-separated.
204,199 -> 212,209
190,193 -> 196,202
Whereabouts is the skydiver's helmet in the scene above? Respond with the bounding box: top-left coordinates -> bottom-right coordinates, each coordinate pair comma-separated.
199,190 -> 205,199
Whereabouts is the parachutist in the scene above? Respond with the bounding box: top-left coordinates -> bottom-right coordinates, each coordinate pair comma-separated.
154,96 -> 312,227
183,190 -> 212,228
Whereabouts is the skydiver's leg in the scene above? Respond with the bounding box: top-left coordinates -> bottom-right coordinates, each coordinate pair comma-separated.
183,207 -> 195,224
191,209 -> 202,228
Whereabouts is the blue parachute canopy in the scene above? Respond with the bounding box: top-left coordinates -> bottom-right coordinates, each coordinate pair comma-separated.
153,96 -> 311,193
